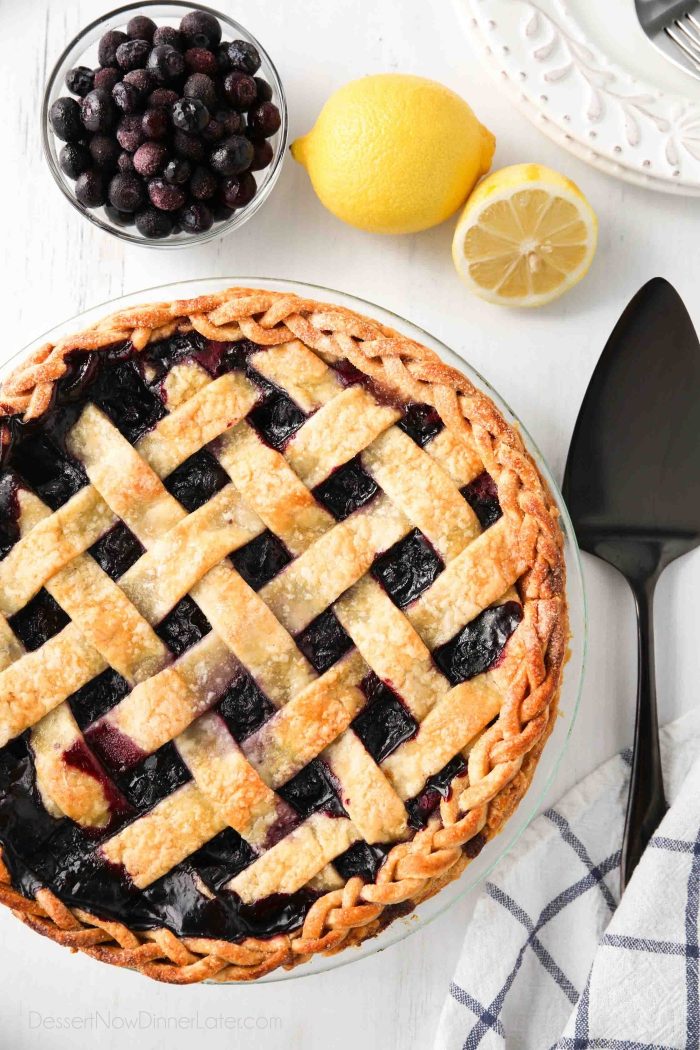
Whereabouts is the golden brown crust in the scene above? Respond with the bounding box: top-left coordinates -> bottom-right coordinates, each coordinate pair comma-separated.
0,286 -> 567,982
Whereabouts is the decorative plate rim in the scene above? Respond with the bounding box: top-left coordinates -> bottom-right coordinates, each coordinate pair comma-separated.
456,0 -> 700,196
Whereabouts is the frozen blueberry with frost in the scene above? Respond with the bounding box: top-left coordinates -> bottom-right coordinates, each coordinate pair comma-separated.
49,97 -> 83,141
65,66 -> 94,97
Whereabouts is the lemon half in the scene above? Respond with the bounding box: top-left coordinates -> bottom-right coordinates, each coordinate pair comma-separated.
452,164 -> 597,306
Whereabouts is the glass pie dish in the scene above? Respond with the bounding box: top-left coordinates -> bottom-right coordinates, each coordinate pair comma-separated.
0,277 -> 586,982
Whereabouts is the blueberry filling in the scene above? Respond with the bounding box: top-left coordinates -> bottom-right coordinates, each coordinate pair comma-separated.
313,456 -> 379,520
88,522 -> 144,580
397,403 -> 444,447
461,471 -> 502,531
89,358 -> 166,443
188,827 -> 257,891
371,529 -> 444,608
334,840 -> 390,882
247,391 -> 306,450
164,448 -> 230,512
10,431 -> 88,510
352,674 -> 418,763
230,530 -> 291,591
277,759 -> 346,820
69,668 -> 130,731
0,472 -> 20,559
295,608 -> 354,674
155,596 -> 211,655
217,670 -> 276,741
85,719 -> 148,774
112,742 -> 192,810
406,756 -> 467,828
9,590 -> 70,651
0,737 -> 319,940
433,601 -> 523,686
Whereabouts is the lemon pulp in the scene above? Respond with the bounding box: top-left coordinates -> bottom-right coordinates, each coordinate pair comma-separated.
453,164 -> 597,306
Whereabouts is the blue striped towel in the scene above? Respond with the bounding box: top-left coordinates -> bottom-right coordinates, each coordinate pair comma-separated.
436,709 -> 700,1050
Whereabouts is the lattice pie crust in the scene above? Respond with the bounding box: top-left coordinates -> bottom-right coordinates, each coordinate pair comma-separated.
0,287 -> 567,983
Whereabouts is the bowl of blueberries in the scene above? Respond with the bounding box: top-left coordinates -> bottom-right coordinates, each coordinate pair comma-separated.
43,2 -> 287,245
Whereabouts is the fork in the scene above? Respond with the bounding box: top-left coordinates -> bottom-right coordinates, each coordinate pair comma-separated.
636,0 -> 700,78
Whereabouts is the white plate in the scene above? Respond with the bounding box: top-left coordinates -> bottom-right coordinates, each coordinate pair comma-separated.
4,277 -> 587,983
456,0 -> 700,194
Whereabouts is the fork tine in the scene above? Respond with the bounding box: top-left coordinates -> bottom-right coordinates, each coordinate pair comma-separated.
687,11 -> 700,35
678,13 -> 700,47
665,24 -> 700,67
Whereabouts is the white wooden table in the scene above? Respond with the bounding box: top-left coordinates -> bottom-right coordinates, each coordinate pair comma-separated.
1,2 -> 699,1048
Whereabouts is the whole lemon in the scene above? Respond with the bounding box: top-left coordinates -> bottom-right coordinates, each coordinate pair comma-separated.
291,74 -> 495,235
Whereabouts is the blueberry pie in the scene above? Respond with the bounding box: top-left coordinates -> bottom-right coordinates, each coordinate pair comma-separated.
0,288 -> 566,982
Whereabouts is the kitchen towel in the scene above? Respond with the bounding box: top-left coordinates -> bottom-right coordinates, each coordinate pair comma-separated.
435,708 -> 700,1050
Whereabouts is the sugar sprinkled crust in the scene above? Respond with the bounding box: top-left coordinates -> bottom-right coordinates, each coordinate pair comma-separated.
0,286 -> 567,983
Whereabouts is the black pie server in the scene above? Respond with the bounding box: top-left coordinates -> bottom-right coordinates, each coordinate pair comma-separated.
562,277 -> 700,893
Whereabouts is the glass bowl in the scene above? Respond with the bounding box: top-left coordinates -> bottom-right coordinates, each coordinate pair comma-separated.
41,2 -> 288,248
0,278 -> 587,982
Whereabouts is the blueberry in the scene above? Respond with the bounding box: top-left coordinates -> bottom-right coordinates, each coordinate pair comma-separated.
135,206 -> 174,238
248,101 -> 281,139
180,11 -> 222,50
215,108 -> 244,136
173,128 -> 205,161
253,77 -> 273,103
233,170 -> 256,207
223,71 -> 257,110
148,177 -> 186,211
75,170 -> 106,208
65,66 -> 94,97
93,67 -> 121,93
133,141 -> 168,177
148,87 -> 179,108
116,113 -> 145,152
141,107 -> 169,139
152,26 -> 182,49
171,97 -> 209,132
109,172 -> 146,212
89,133 -> 121,170
116,39 -> 150,71
250,138 -> 273,171
126,15 -> 156,42
98,29 -> 127,67
218,172 -> 257,209
163,157 -> 191,184
184,47 -> 217,75
227,39 -> 261,75
147,45 -> 185,83
59,142 -> 91,179
210,135 -> 254,176
211,199 -> 233,222
49,97 -> 83,141
105,203 -> 137,226
216,41 -> 233,73
117,150 -> 135,173
183,72 -> 216,109
218,175 -> 240,209
123,68 -> 154,98
201,117 -> 225,143
178,201 -> 213,233
190,164 -> 216,199
80,88 -> 116,133
112,80 -> 140,113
